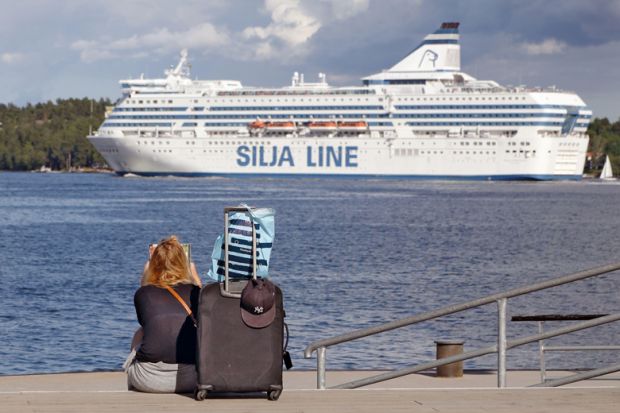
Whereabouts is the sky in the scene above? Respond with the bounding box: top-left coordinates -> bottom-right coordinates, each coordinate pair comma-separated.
1,0 -> 620,119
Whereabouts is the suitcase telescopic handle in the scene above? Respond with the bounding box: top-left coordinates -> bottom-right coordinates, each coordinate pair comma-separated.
223,207 -> 257,296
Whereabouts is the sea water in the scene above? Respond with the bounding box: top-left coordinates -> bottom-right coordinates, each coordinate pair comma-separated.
0,172 -> 619,375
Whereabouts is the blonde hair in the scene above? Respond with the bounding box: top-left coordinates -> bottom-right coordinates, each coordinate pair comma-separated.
142,235 -> 193,287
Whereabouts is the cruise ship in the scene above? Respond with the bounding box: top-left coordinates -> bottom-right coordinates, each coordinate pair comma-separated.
88,22 -> 591,180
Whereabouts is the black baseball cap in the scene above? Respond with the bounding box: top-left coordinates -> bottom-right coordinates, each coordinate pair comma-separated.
240,278 -> 276,328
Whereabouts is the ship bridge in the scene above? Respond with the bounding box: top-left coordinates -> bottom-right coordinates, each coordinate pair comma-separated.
119,49 -> 242,96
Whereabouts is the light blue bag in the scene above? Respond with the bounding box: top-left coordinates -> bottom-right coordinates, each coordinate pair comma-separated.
207,205 -> 275,282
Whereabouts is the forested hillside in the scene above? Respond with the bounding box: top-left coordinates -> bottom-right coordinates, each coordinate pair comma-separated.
586,117 -> 620,175
0,98 -> 110,171
0,99 -> 619,175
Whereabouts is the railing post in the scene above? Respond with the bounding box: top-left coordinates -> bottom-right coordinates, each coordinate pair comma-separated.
317,346 -> 326,389
538,321 -> 546,383
497,298 -> 507,388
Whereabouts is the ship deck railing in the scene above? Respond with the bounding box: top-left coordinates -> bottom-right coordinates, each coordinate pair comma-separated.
304,262 -> 620,389
216,88 -> 376,97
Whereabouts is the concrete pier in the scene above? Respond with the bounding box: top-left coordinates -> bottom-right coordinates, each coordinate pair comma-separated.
0,370 -> 618,412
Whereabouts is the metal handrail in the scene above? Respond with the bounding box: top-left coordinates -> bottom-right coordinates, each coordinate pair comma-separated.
303,262 -> 620,389
332,313 -> 620,389
512,314 -> 620,382
530,362 -> 620,388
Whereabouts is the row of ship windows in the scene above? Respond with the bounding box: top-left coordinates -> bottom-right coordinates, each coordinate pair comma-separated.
200,122 -> 396,127
125,97 -> 378,106
138,140 -> 276,146
133,148 -> 549,157
395,104 -> 581,110
123,100 -> 175,105
394,113 -> 570,119
131,138 -> 562,148
108,112 -> 589,121
142,148 -> 527,156
114,104 -> 590,113
109,114 -> 392,120
103,121 -> 393,128
394,149 -> 502,156
132,138 -> 582,147
216,89 -> 374,97
136,149 -> 537,157
145,148 -> 384,154
139,139 -> 389,147
122,95 -> 544,106
115,107 -> 190,112
136,140 -> 500,147
460,141 -> 498,146
109,114 -> 399,120
405,121 -> 590,127
211,105 -> 384,111
105,122 -> 173,127
103,121 -> 590,129
411,149 -> 534,155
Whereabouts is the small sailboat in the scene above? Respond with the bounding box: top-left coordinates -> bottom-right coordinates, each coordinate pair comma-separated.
599,155 -> 615,180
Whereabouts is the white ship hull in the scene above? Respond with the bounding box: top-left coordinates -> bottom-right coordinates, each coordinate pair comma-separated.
89,128 -> 588,180
88,23 -> 591,180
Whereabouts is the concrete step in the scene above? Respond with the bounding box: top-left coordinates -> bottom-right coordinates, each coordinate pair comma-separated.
0,370 -> 618,413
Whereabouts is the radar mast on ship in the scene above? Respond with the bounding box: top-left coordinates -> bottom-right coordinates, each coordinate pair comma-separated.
165,49 -> 191,79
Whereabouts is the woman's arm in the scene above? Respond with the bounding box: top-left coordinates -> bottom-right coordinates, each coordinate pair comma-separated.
190,262 -> 202,288
140,261 -> 149,286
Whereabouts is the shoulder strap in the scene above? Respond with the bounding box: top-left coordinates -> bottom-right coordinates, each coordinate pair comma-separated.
165,286 -> 197,327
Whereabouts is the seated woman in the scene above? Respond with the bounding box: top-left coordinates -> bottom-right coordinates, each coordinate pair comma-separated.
124,235 -> 202,393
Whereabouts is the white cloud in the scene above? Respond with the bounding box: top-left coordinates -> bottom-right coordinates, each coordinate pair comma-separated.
243,0 -> 321,47
253,41 -> 275,60
522,38 -> 567,55
330,0 -> 370,20
69,0 -> 369,63
71,23 -> 230,62
1,52 -> 24,64
240,0 -> 369,60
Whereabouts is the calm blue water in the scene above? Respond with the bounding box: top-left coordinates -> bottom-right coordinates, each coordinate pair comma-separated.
0,172 -> 619,375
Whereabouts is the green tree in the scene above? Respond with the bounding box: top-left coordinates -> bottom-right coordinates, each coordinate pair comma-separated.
0,98 -> 110,171
587,117 -> 620,175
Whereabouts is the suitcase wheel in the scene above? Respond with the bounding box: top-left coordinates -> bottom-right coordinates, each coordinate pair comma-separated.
195,388 -> 208,401
267,389 -> 282,401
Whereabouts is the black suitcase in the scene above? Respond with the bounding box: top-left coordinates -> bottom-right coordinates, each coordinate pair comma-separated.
195,207 -> 286,401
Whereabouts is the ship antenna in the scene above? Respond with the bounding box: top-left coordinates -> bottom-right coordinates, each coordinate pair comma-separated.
166,49 -> 190,77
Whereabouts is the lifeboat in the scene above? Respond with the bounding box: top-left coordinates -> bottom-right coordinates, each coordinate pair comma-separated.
337,121 -> 368,131
265,121 -> 296,132
307,121 -> 338,131
248,120 -> 266,129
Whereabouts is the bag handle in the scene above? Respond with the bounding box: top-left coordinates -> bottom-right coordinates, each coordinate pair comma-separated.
165,286 -> 197,327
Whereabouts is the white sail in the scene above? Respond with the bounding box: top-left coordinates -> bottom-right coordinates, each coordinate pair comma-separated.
600,155 -> 614,179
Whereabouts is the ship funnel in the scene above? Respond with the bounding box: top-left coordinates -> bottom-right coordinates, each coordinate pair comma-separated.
388,22 -> 460,72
